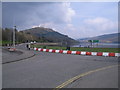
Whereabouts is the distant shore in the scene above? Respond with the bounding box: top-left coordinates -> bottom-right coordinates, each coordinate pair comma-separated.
71,42 -> 120,48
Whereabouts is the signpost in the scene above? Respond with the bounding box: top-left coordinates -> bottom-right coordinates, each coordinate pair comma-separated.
88,40 -> 92,47
88,40 -> 99,47
93,40 -> 99,43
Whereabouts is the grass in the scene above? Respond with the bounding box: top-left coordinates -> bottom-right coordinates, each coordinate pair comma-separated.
31,44 -> 120,53
0,41 -> 12,46
0,41 -> 22,46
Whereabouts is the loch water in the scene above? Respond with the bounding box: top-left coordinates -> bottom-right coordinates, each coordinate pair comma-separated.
71,43 -> 120,48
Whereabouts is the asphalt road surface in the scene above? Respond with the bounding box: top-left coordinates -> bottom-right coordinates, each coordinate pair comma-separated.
2,44 -> 119,88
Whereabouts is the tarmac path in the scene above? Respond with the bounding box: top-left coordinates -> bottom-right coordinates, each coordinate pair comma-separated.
2,43 -> 119,88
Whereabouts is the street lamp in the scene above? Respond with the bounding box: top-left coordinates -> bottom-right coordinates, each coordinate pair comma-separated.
9,26 -> 16,51
13,26 -> 16,49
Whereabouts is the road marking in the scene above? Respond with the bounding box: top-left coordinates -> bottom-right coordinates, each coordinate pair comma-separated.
53,64 -> 119,90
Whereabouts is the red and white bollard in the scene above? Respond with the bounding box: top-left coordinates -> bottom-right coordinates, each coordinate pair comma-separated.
9,48 -> 16,52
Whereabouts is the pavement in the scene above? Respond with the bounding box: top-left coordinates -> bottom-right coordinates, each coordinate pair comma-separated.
2,43 -> 119,88
2,46 -> 35,64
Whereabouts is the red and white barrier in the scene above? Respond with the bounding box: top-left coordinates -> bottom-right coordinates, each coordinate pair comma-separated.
102,52 -> 109,56
91,52 -> 97,56
9,48 -> 16,51
81,51 -> 86,55
33,48 -> 120,57
71,51 -> 76,54
55,50 -> 60,53
63,50 -> 68,54
49,49 -> 53,52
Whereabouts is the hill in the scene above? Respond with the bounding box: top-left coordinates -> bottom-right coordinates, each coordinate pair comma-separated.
77,33 -> 120,43
22,27 -> 78,44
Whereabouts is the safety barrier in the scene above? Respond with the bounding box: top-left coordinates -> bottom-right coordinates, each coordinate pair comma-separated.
33,48 -> 120,57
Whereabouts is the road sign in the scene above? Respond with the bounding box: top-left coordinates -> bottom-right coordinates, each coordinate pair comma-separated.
88,40 -> 99,43
93,40 -> 99,43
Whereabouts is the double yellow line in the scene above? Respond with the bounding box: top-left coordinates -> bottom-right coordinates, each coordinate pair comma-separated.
54,64 -> 119,90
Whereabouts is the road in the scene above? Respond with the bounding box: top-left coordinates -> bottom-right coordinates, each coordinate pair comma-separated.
2,44 -> 119,88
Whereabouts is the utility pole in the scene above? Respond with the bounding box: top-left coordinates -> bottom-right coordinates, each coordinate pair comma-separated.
9,26 -> 16,51
13,26 -> 16,49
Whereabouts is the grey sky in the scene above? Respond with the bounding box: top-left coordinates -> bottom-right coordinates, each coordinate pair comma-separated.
2,2 -> 118,39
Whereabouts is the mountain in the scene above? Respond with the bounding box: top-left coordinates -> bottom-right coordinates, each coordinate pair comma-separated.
22,27 -> 78,44
77,33 -> 120,43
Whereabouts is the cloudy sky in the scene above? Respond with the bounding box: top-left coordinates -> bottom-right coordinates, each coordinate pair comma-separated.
2,2 -> 118,39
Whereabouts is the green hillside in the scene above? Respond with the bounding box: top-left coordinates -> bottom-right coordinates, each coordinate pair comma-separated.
2,27 -> 78,46
23,27 -> 78,44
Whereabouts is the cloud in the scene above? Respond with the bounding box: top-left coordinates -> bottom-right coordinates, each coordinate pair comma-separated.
2,2 -> 76,30
2,2 -> 117,39
84,17 -> 117,31
60,17 -> 118,39
76,17 -> 118,37
61,3 -> 76,23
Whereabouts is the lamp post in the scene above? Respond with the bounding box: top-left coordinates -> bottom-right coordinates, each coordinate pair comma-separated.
13,26 -> 16,49
9,26 -> 16,51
